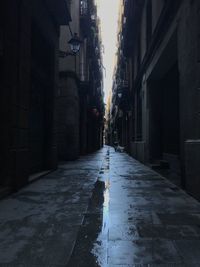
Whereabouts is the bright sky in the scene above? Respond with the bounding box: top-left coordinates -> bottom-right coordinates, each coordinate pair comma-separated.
96,0 -> 121,103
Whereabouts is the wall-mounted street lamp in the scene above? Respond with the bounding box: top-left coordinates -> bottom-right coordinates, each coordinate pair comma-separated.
59,32 -> 82,57
68,33 -> 82,54
117,92 -> 122,99
92,106 -> 100,118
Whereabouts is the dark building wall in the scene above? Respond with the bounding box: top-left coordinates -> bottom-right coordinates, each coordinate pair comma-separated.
0,0 -> 32,189
177,0 -> 200,196
0,0 -> 66,190
115,0 -> 200,198
0,0 -> 23,187
57,74 -> 80,160
178,0 -> 200,141
29,0 -> 59,175
146,0 -> 200,196
79,90 -> 88,155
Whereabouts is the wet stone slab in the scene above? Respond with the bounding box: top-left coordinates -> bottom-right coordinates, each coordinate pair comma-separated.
0,148 -> 107,266
138,224 -> 200,239
108,239 -> 182,265
109,265 -> 197,267
68,147 -> 200,266
174,240 -> 200,264
157,213 -> 200,225
2,146 -> 200,266
109,224 -> 139,241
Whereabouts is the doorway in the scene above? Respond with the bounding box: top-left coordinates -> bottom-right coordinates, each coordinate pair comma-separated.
148,31 -> 181,185
149,63 -> 180,157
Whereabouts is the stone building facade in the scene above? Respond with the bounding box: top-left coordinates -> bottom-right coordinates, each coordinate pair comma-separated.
0,0 -> 104,193
111,0 -> 200,199
58,0 -> 80,160
58,0 -> 104,160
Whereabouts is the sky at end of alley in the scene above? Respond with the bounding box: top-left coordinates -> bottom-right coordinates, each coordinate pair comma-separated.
95,0 -> 121,104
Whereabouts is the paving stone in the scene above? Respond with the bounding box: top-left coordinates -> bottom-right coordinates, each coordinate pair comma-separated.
1,146 -> 200,266
0,148 -> 106,266
109,224 -> 139,241
108,240 -> 182,265
174,240 -> 200,264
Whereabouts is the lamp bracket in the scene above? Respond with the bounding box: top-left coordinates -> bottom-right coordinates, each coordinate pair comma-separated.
59,50 -> 75,57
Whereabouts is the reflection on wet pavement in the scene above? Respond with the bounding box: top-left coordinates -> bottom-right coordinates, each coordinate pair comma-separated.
68,150 -> 110,267
92,164 -> 110,267
68,147 -> 200,267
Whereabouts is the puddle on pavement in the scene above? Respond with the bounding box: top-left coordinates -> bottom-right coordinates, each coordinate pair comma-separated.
67,154 -> 110,267
91,179 -> 110,267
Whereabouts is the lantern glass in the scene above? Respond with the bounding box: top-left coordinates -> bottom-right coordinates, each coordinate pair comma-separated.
70,43 -> 80,53
118,92 -> 122,98
68,33 -> 82,54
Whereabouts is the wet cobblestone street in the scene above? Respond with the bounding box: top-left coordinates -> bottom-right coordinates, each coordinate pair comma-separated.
1,146 -> 200,266
69,147 -> 200,267
0,149 -> 105,266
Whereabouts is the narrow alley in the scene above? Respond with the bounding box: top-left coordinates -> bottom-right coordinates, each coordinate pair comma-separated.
1,147 -> 200,266
1,0 -> 200,266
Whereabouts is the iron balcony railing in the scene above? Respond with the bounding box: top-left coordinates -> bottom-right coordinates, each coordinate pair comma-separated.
80,0 -> 88,16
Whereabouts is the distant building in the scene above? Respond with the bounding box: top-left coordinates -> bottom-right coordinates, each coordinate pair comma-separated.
111,0 -> 200,199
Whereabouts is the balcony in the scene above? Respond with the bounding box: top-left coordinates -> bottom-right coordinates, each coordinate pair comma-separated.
80,0 -> 88,17
116,79 -> 129,88
121,79 -> 129,88
80,0 -> 90,36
